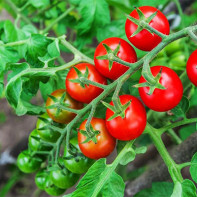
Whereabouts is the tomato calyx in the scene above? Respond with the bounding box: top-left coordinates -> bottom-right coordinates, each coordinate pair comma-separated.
79,125 -> 100,144
96,42 -> 121,70
135,68 -> 165,95
102,99 -> 131,120
46,92 -> 71,117
69,66 -> 89,88
126,7 -> 158,37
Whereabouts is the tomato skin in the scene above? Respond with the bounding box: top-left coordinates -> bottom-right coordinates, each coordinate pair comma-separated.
36,113 -> 61,143
106,95 -> 147,141
125,6 -> 170,51
46,89 -> 83,124
94,37 -> 137,80
186,49 -> 197,86
63,137 -> 94,174
35,169 -> 48,190
45,176 -> 66,196
139,66 -> 183,112
78,118 -> 116,160
66,63 -> 107,103
17,150 -> 41,173
29,129 -> 52,151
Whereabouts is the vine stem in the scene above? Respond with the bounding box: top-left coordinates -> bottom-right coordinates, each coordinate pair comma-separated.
40,6 -> 75,34
159,118 -> 197,134
146,123 -> 183,183
91,140 -> 135,197
4,0 -> 35,27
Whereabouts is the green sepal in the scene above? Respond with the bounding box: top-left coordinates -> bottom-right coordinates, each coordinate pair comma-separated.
70,66 -> 89,88
102,100 -> 131,121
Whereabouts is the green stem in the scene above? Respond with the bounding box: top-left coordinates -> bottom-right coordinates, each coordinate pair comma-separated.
178,162 -> 191,170
40,6 -> 75,34
0,39 -> 29,47
146,123 -> 183,183
80,77 -> 107,89
167,128 -> 182,145
141,21 -> 167,39
91,140 -> 135,197
159,118 -> 197,135
4,0 -> 35,27
59,37 -> 94,64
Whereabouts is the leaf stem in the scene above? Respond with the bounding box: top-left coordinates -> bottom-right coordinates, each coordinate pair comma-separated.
40,6 -> 75,34
146,123 -> 183,183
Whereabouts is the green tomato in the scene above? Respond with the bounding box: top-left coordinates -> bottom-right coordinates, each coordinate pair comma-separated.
165,39 -> 183,56
63,138 -> 94,174
35,169 -> 48,190
36,113 -> 61,143
17,150 -> 42,173
169,51 -> 187,69
50,167 -> 80,189
45,175 -> 66,196
29,129 -> 52,151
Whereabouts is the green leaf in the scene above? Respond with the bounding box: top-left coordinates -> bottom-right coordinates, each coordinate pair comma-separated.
97,19 -> 126,42
190,153 -> 197,183
76,0 -> 110,35
171,180 -> 197,197
64,159 -> 125,197
5,62 -> 53,115
30,0 -> 50,8
101,172 -> 125,197
171,96 -> 190,121
25,34 -> 50,67
134,182 -> 174,197
190,88 -> 197,107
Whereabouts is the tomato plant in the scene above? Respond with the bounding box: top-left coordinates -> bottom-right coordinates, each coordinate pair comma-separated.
63,137 -> 94,174
2,0 -> 197,196
94,37 -> 137,80
187,49 -> 197,86
125,6 -> 170,51
66,63 -> 107,103
78,118 -> 116,159
139,66 -> 183,112
105,95 -> 147,141
46,89 -> 83,124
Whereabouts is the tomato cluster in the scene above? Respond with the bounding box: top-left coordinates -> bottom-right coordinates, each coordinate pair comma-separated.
17,5 -> 197,196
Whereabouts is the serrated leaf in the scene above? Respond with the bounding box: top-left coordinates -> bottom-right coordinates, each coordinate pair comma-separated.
76,0 -> 110,35
30,0 -> 50,8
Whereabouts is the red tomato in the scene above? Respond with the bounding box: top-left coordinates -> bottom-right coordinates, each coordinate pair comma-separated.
186,49 -> 197,86
106,95 -> 147,141
66,63 -> 107,103
139,66 -> 183,112
94,37 -> 137,80
78,118 -> 116,159
125,6 -> 170,51
46,89 -> 83,124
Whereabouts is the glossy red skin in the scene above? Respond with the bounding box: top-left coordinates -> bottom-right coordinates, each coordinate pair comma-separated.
94,37 -> 137,80
125,6 -> 170,51
78,118 -> 116,159
139,66 -> 183,112
66,63 -> 107,103
186,49 -> 197,86
46,89 -> 83,124
106,95 -> 147,141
